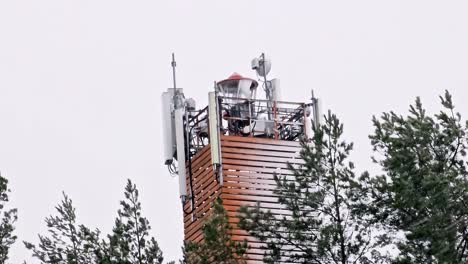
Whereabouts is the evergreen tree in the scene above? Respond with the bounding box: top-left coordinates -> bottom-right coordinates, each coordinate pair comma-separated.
369,91 -> 468,263
239,111 -> 377,264
24,180 -> 170,264
24,192 -> 103,263
184,198 -> 248,264
0,173 -> 17,263
106,179 -> 164,264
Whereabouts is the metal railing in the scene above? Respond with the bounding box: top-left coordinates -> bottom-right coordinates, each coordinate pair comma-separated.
186,96 -> 309,157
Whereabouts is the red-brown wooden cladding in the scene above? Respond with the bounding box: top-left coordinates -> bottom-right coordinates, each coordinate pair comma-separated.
184,135 -> 301,263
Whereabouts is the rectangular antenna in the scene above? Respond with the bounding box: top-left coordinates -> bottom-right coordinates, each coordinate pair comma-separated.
313,98 -> 322,128
174,108 -> 187,198
208,92 -> 222,183
161,92 -> 175,164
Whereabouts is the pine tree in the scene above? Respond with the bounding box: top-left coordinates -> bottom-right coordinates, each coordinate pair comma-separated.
184,198 -> 248,264
106,179 -> 164,264
368,91 -> 468,263
239,111 -> 377,264
23,180 -> 170,264
0,173 -> 17,263
24,192 -> 103,263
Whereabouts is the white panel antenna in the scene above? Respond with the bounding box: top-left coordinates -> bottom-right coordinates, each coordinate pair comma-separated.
313,98 -> 322,128
208,92 -> 222,182
161,92 -> 175,165
174,108 -> 187,198
304,106 -> 313,139
270,78 -> 281,101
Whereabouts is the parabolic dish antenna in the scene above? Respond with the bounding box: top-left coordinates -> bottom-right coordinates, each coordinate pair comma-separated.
251,55 -> 271,77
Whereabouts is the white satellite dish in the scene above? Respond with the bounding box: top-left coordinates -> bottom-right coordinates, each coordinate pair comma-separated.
251,55 -> 271,77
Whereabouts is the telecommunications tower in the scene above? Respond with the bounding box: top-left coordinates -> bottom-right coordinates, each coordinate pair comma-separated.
162,54 -> 321,262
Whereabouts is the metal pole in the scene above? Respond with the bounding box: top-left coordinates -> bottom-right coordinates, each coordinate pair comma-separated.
171,53 -> 177,89
248,99 -> 253,136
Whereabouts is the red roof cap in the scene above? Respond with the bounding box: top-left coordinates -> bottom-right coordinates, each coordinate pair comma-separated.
226,72 -> 244,80
217,72 -> 259,91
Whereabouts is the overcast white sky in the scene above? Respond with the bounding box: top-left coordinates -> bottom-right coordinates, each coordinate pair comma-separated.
1,1 -> 468,263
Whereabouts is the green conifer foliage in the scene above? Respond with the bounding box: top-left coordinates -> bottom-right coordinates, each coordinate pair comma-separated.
107,180 -> 164,264
184,198 -> 248,264
24,193 -> 102,264
0,174 -> 17,263
25,180 -> 169,264
369,91 -> 468,263
239,111 -> 376,264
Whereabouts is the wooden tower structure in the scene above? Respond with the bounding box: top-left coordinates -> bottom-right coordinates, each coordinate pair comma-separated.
162,54 -> 320,263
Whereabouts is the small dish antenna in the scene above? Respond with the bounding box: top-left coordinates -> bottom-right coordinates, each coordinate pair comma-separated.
251,54 -> 271,77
